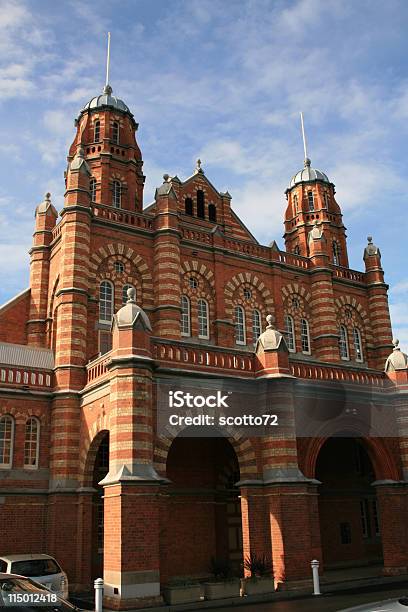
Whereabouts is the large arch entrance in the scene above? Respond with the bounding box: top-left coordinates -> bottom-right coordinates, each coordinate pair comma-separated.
316,438 -> 383,569
90,432 -> 109,580
161,433 -> 243,583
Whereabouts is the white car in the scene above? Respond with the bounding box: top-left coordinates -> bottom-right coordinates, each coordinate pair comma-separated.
340,596 -> 408,611
0,555 -> 68,599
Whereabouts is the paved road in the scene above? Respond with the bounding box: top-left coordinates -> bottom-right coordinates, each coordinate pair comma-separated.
209,584 -> 408,611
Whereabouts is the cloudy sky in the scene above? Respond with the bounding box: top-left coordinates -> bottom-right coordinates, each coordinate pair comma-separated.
0,0 -> 407,347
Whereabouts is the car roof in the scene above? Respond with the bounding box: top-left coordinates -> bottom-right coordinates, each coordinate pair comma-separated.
0,554 -> 56,563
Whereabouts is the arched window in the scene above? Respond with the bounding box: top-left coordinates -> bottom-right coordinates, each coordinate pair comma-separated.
339,325 -> 349,360
293,194 -> 298,213
112,122 -> 120,144
24,417 -> 40,469
284,315 -> 296,352
308,191 -> 314,212
353,327 -> 363,362
99,281 -> 114,323
252,309 -> 261,343
90,178 -> 97,202
122,284 -> 135,305
333,241 -> 340,266
235,306 -> 246,345
324,192 -> 329,208
198,299 -> 209,339
181,295 -> 191,336
293,245 -> 301,255
0,415 -> 14,468
300,318 -> 311,354
94,120 -> 100,142
113,181 -> 121,208
185,197 -> 193,216
197,190 -> 205,219
208,204 -> 217,222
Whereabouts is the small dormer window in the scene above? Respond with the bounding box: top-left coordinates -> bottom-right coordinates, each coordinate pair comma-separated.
112,121 -> 119,144
208,204 -> 217,222
94,121 -> 101,142
308,191 -> 314,212
185,197 -> 193,216
113,180 -> 121,208
197,190 -> 205,219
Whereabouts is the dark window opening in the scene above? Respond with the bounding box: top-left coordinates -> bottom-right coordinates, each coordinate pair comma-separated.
197,190 -> 205,219
340,522 -> 352,544
185,197 -> 193,215
208,204 -> 217,222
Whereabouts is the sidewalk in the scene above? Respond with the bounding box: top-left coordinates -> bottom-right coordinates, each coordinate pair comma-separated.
70,566 -> 408,612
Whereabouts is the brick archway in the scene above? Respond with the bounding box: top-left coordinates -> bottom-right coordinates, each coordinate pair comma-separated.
154,432 -> 259,481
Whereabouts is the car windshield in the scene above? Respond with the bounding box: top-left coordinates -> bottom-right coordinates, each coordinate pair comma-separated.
0,577 -> 75,611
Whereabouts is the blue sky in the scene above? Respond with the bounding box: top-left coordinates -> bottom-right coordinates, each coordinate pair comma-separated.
0,0 -> 407,347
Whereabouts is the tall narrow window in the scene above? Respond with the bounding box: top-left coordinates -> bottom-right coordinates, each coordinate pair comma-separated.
333,241 -> 340,265
339,325 -> 349,360
90,178 -> 96,202
198,299 -> 209,339
293,245 -> 301,255
112,121 -> 119,144
235,306 -> 246,345
353,327 -> 363,362
24,417 -> 40,469
208,204 -> 217,222
301,318 -> 311,354
113,181 -> 121,208
197,190 -> 205,219
293,194 -> 298,213
360,499 -> 371,538
372,499 -> 380,535
99,281 -> 114,323
94,120 -> 100,142
252,309 -> 261,343
122,284 -> 135,305
185,197 -> 193,216
308,191 -> 314,211
324,192 -> 329,208
284,315 -> 296,352
0,415 -> 14,468
181,295 -> 191,336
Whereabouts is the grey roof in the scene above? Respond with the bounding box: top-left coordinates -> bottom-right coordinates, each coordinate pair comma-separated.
79,84 -> 131,117
0,342 -> 54,370
289,158 -> 330,189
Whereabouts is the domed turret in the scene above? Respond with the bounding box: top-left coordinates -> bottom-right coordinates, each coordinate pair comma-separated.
78,84 -> 133,120
385,340 -> 408,372
289,158 -> 331,189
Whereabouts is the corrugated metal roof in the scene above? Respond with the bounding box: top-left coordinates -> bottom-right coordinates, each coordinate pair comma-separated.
0,342 -> 54,370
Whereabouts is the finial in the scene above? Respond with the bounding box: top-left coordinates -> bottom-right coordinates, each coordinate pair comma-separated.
45,192 -> 51,201
163,173 -> 170,183
367,236 -> 373,244
393,339 -> 400,350
300,112 -> 309,164
105,31 -> 111,89
126,287 -> 136,303
194,158 -> 203,174
266,314 -> 274,329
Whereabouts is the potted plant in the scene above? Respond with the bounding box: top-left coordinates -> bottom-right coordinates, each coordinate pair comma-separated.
241,553 -> 275,596
163,578 -> 202,605
203,557 -> 240,600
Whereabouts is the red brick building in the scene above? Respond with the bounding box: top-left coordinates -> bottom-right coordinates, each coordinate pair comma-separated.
1,83 -> 408,609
